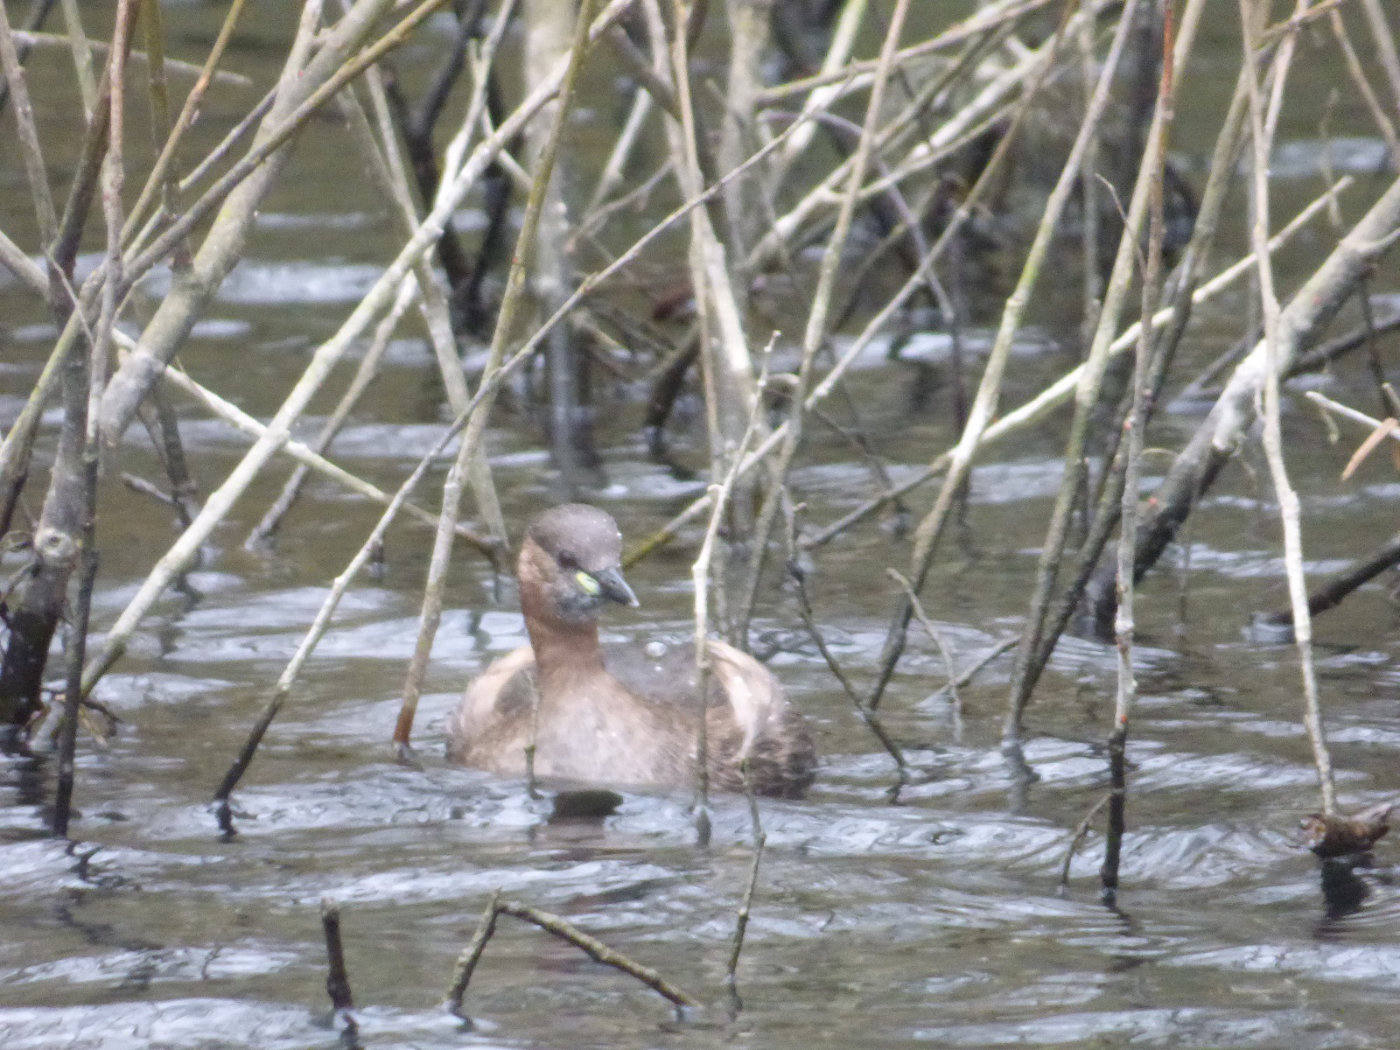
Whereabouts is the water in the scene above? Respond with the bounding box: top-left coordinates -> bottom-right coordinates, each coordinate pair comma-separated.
3,4 -> 1400,1048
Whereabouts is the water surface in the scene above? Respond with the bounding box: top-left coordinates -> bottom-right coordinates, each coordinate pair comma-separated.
3,5 -> 1400,1048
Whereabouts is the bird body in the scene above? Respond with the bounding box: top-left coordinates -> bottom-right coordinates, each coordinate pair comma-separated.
447,505 -> 815,797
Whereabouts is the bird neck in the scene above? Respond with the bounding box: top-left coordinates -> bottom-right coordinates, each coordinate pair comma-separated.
521,590 -> 606,690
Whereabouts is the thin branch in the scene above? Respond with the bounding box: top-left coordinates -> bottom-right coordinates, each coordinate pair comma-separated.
446,892 -> 698,1016
0,1 -> 59,245
725,762 -> 766,1004
1240,0 -> 1336,815
392,0 -> 610,750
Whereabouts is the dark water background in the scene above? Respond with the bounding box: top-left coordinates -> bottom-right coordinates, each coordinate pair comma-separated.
3,3 -> 1400,1047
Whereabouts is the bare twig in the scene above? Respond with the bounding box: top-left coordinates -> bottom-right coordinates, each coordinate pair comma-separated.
725,762 -> 766,1005
1325,10 -> 1400,169
114,345 -> 494,552
1059,792 -> 1111,888
55,0 -> 134,823
688,336 -> 775,838
10,28 -> 253,87
0,2 -> 58,245
923,636 -> 1019,704
734,0 -> 917,646
1357,0 -> 1400,121
1103,0 -> 1178,900
1003,0 -> 1205,744
866,0 -> 1144,715
392,0 -> 608,752
444,889 -> 502,1015
320,899 -> 357,1014
1240,0 -> 1336,815
625,4 -> 1074,570
801,175 -> 1355,552
446,892 -> 699,1016
793,566 -> 908,781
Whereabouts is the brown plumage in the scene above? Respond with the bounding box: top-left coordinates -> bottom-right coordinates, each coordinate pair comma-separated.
446,504 -> 816,797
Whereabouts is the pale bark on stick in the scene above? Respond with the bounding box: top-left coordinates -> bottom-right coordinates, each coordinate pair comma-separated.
1085,171 -> 1400,634
121,0 -> 251,247
56,0 -> 97,115
83,0 -> 638,693
1239,0 -> 1336,816
98,0 -> 338,438
114,340 -> 494,551
734,0 -> 916,644
718,0 -> 776,276
0,2 -> 138,733
9,28 -> 251,90
858,0 -> 1154,714
392,0 -> 611,750
1,356 -> 87,729
243,89 -> 425,549
1326,11 -> 1400,170
446,895 -> 698,1015
0,1 -> 59,245
690,337 -> 772,839
0,330 -> 71,540
414,0 -> 519,550
0,226 -> 46,291
633,156 -> 1349,572
50,50 -> 118,282
1022,64 -> 1250,700
1357,0 -> 1400,120
54,0 -> 131,814
755,0 -> 1054,107
113,0 -> 449,269
138,0 -> 180,224
245,275 -> 416,549
345,17 -> 506,544
769,0 -> 865,175
526,0 -> 588,491
651,0 -> 761,494
1103,0 -> 1176,898
348,64 -> 465,407
801,147 -> 1349,554
98,0 -> 398,446
624,16 -> 1060,567
585,83 -> 653,212
1075,5 -> 1103,315
1255,400 -> 1400,626
744,14 -> 1073,273
374,75 -> 508,546
636,0 -> 760,650
1002,0 -> 1205,743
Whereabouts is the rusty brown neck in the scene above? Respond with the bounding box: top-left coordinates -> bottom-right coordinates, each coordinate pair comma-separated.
520,584 -> 605,694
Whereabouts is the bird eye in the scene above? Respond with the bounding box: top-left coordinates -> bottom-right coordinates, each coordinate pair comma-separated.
557,551 -> 578,570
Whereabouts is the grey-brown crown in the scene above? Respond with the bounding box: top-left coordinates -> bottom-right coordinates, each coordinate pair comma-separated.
525,504 -> 624,574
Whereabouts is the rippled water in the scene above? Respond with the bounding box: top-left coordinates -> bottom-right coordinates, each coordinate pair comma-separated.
4,5 -> 1400,1049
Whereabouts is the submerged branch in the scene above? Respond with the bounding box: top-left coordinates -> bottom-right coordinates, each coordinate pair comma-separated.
446,892 -> 699,1017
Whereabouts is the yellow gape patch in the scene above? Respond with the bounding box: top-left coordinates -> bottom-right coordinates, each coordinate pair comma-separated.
575,571 -> 601,595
